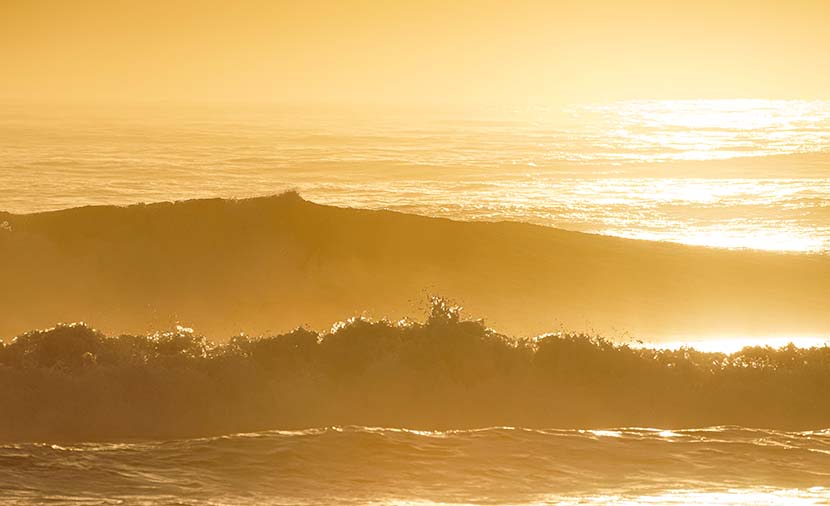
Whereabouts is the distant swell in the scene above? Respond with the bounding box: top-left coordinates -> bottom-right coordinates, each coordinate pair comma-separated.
2,299 -> 830,441
3,192 -> 830,342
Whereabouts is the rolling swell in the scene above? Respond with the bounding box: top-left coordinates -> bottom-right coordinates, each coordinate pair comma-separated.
2,192 -> 829,341
1,425 -> 829,505
3,300 -> 830,441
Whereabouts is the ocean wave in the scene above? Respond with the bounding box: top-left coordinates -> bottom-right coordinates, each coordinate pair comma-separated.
3,192 -> 830,343
1,424 -> 829,505
2,299 -> 830,441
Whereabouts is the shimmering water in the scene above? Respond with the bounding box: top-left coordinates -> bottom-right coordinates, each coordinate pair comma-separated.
2,426 -> 829,506
2,99 -> 829,252
3,100 -> 830,504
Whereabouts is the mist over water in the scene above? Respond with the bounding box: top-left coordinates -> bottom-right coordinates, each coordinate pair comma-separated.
6,0 -> 830,501
2,100 -> 829,252
3,100 -> 830,505
4,304 -> 830,440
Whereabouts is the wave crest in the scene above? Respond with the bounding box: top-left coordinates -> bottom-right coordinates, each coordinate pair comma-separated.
2,299 -> 830,441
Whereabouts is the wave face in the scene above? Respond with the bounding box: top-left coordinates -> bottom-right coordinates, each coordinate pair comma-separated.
2,193 -> 830,342
2,425 -> 829,505
3,302 -> 830,441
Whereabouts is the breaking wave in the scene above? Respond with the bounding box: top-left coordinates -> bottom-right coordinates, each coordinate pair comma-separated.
2,299 -> 830,441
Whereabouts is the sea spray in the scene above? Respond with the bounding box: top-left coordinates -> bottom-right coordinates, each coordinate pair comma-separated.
2,299 -> 830,441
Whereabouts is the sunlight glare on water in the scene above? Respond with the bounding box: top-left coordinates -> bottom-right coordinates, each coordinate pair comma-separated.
539,488 -> 830,506
1,99 -> 829,253
376,488 -> 830,506
574,99 -> 830,161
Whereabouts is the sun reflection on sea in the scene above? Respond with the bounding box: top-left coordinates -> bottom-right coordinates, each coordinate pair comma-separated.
379,487 -> 830,506
574,99 -> 830,162
605,226 -> 824,253
4,99 -> 830,253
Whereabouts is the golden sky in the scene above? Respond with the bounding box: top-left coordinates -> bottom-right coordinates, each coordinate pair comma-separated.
2,0 -> 829,105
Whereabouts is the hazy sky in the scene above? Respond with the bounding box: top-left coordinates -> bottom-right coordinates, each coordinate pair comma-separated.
2,0 -> 829,105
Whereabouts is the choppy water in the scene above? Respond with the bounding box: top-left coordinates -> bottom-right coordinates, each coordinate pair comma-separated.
2,426 -> 829,505
2,99 -> 829,252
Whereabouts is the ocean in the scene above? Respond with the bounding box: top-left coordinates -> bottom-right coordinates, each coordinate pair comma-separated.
2,99 -> 829,252
3,310 -> 830,505
3,99 -> 830,505
2,426 -> 829,505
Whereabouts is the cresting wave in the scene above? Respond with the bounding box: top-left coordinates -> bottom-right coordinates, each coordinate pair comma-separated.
2,425 -> 829,505
3,192 -> 830,342
3,299 -> 830,441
